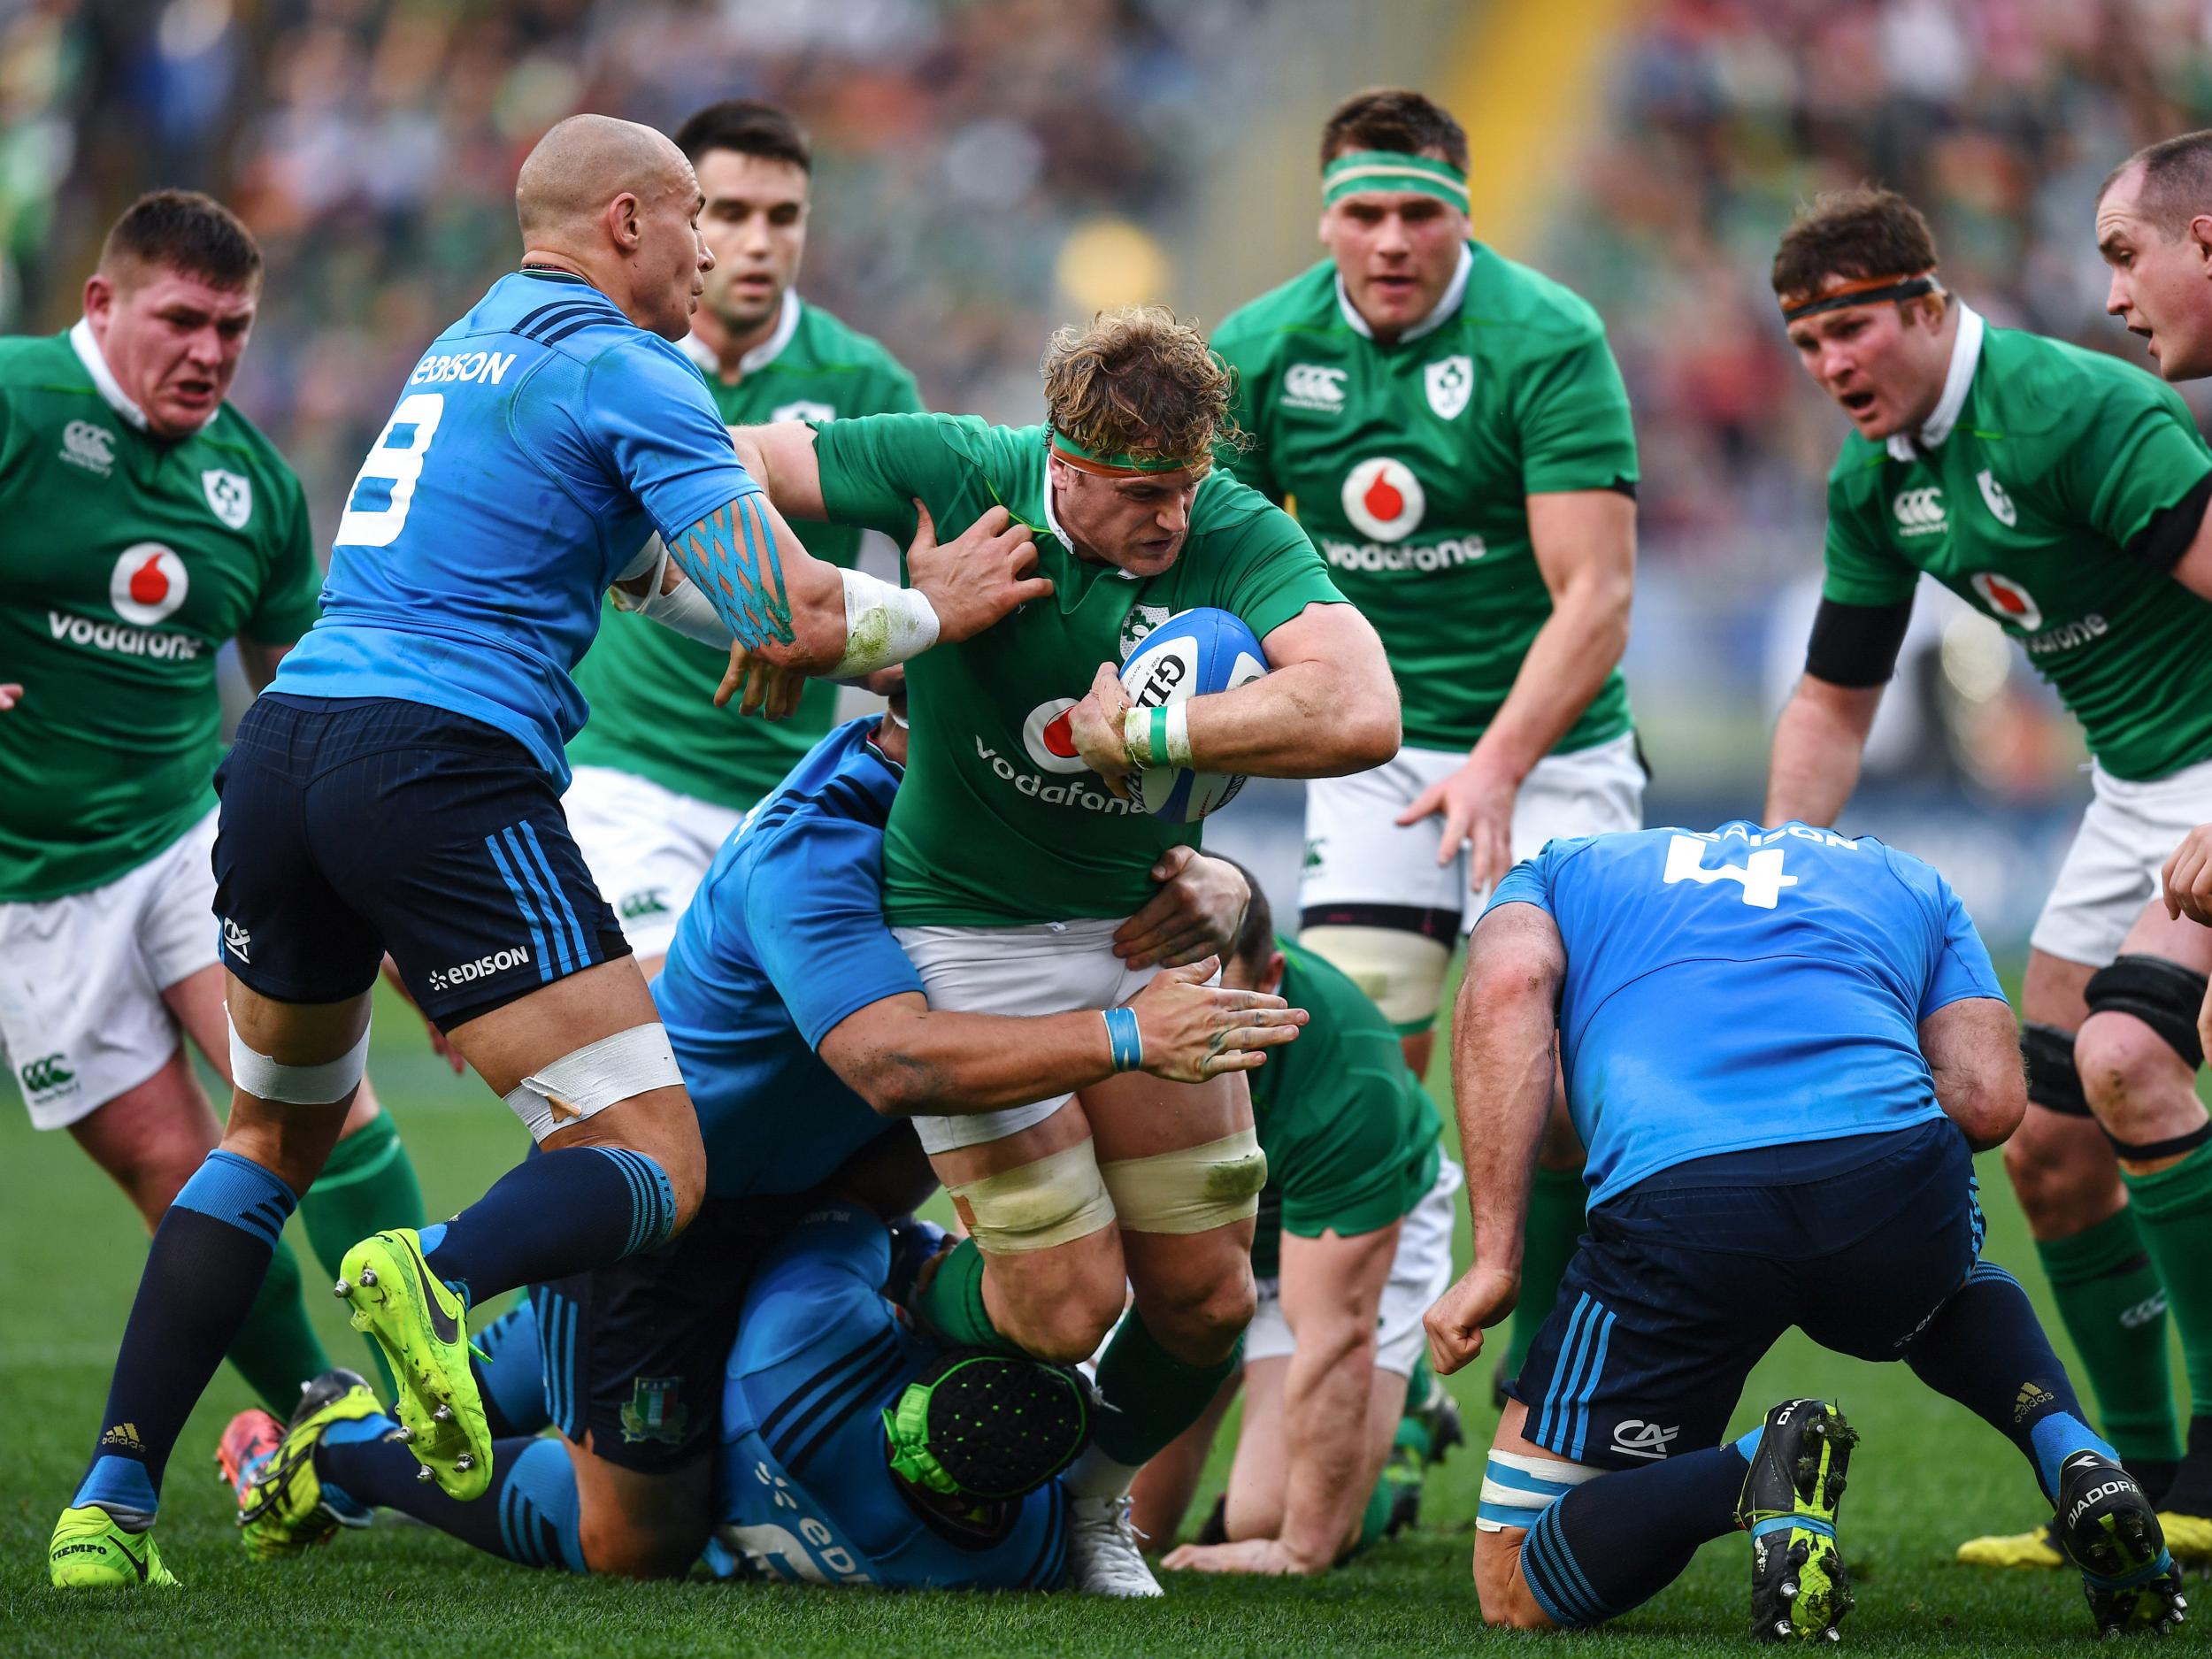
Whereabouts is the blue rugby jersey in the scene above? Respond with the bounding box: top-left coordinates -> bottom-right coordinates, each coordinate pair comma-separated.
651,717 -> 918,1199
1484,821 -> 2004,1205
710,1206 -> 1068,1590
273,270 -> 763,782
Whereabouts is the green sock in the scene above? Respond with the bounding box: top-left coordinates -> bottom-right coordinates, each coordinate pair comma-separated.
2034,1206 -> 2181,1466
222,1234 -> 331,1417
1089,1312 -> 1242,1470
911,1237 -> 1024,1355
298,1111 -> 425,1395
1504,1164 -> 1586,1384
1354,1466 -> 1394,1555
2124,1144 -> 2212,1418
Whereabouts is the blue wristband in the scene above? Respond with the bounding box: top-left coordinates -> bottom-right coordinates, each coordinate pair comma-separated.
1102,1006 -> 1144,1073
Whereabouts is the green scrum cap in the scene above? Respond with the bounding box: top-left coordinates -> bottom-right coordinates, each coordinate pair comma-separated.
881,1349 -> 1091,1502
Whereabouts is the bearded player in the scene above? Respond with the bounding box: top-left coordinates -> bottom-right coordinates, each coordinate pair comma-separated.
49,117 -> 1042,1589
0,193 -> 426,1432
1763,184 -> 2212,1566
565,100 -> 923,972
1210,88 -> 1640,1395
729,306 -> 1399,1591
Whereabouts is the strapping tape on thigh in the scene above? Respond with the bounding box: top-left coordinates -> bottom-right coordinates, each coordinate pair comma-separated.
1099,1128 -> 1267,1235
945,1140 -> 1116,1253
227,1010 -> 370,1105
502,1023 -> 683,1143
1477,1449 -> 1603,1533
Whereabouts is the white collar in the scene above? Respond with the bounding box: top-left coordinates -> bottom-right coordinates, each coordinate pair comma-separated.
1885,302 -> 1984,460
683,288 -> 803,382
69,316 -> 151,432
1335,242 -> 1472,346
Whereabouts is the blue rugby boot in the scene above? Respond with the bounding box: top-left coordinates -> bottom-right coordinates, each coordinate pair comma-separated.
1737,1398 -> 1857,1644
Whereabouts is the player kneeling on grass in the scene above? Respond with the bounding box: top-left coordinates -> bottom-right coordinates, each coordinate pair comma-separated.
1425,823 -> 2185,1641
1125,874 -> 1463,1574
219,679 -> 1296,1579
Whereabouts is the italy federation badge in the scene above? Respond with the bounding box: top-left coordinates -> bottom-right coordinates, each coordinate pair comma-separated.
620,1376 -> 689,1444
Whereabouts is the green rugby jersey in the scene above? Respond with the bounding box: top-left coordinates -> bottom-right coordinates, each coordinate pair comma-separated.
567,296 -> 922,810
812,414 -> 1348,926
1212,243 -> 1639,754
1821,308 -> 2212,781
1249,939 -> 1442,1279
0,325 -> 320,902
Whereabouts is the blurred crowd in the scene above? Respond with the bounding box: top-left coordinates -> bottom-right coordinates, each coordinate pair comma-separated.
1547,0 -> 2212,579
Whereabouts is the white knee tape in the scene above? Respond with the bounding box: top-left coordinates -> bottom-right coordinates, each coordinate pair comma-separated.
1297,926 -> 1451,1030
947,1140 -> 1117,1254
1099,1127 -> 1268,1236
1477,1449 -> 1604,1533
227,1012 -> 371,1106
502,1023 -> 684,1143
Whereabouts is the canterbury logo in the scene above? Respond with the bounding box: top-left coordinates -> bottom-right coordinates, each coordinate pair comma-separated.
19,1053 -> 75,1094
403,1237 -> 462,1346
1281,363 -> 1347,411
1893,487 -> 1947,535
2121,1292 -> 2168,1330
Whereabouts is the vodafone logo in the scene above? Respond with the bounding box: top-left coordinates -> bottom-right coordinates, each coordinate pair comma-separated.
1970,571 -> 2043,631
110,543 -> 188,626
1020,698 -> 1089,774
1340,457 -> 1425,543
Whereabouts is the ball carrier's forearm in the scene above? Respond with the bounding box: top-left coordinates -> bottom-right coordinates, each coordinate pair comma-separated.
1156,603 -> 1401,778
1763,674 -> 1881,827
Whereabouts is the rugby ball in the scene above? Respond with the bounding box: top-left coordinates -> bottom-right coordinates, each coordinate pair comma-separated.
1118,607 -> 1269,821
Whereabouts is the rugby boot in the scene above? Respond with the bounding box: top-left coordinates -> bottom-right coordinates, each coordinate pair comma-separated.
1955,1515 -> 2066,1570
1737,1397 -> 1856,1643
235,1370 -> 384,1561
334,1229 -> 490,1500
214,1406 -> 284,1497
48,1506 -> 179,1588
1409,1367 -> 1466,1467
2156,1509 -> 2212,1566
2054,1451 -> 2186,1637
1068,1494 -> 1164,1597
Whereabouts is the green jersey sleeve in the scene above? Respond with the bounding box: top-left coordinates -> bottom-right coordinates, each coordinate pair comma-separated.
1515,326 -> 1640,495
1820,463 -> 1919,607
2051,376 -> 2212,549
813,411 -> 979,543
241,472 -> 323,644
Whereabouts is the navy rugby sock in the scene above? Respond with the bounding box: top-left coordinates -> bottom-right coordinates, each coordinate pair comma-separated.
1905,1261 -> 2113,1502
1521,1439 -> 1754,1628
319,1420 -> 583,1571
419,1147 -> 674,1307
73,1151 -> 298,1522
472,1301 -> 552,1440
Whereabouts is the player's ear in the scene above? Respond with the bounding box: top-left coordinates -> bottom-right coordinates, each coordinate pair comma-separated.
2192,215 -> 2212,269
1261,949 -> 1286,997
607,189 -> 643,253
82,271 -> 115,327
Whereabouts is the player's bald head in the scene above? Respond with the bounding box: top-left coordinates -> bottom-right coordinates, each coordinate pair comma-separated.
515,114 -> 693,241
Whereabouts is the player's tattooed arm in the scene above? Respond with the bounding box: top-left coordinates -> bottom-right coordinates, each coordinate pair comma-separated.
1425,901 -> 1562,1378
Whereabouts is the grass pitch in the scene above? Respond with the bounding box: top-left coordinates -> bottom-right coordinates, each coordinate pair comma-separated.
0,985 -> 2198,1656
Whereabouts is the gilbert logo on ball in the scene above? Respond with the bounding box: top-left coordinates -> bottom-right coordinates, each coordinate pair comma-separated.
1970,571 -> 2042,632
110,543 -> 189,626
1118,607 -> 1269,822
1340,457 -> 1425,542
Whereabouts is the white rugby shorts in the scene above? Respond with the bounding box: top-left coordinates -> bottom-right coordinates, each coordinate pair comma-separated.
563,764 -> 746,961
2032,754 -> 2212,968
1246,1155 -> 1463,1378
1300,732 -> 1644,932
0,808 -> 219,1129
892,917 -> 1177,1154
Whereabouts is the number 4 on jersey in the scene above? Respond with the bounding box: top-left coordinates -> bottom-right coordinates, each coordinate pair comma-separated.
1662,833 -> 1800,908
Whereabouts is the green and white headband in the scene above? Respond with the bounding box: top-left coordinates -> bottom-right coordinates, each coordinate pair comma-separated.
1322,149 -> 1470,210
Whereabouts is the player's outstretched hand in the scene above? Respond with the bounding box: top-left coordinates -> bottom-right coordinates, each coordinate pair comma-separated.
1396,751 -> 1519,895
1115,846 -> 1251,969
2162,823 -> 2212,927
1126,957 -> 1306,1083
1423,1263 -> 1518,1378
1162,1537 -> 1317,1576
1066,662 -> 1136,796
0,682 -> 21,710
906,502 -> 1051,644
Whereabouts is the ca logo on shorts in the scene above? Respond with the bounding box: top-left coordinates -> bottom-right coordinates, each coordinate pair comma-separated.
110,543 -> 188,626
1340,457 -> 1426,543
1970,571 -> 2043,631
1609,1419 -> 1679,1459
1892,487 -> 1947,537
1020,699 -> 1089,774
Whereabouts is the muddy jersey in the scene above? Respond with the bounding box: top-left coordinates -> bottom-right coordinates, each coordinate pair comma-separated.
0,325 -> 319,901
811,414 -> 1347,925
1213,243 -> 1638,754
1821,310 -> 2212,781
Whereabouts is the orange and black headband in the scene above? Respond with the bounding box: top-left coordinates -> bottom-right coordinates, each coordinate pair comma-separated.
1780,270 -> 1941,323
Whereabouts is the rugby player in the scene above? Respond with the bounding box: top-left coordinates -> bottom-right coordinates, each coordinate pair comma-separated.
225,683 -> 1293,1581
1210,87 -> 1640,1391
1426,823 -> 2184,1640
0,192 -> 424,1428
1764,185 -> 2212,1566
1127,879 -> 1461,1577
565,100 -> 923,974
50,115 -> 1045,1589
726,305 -> 1399,1592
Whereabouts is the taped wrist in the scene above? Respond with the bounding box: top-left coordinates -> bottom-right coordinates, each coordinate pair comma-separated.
228,1011 -> 371,1105
612,539 -> 734,648
833,567 -> 939,675
501,1024 -> 684,1144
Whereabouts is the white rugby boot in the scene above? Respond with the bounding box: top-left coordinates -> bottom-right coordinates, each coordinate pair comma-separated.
1066,1494 -> 1164,1597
